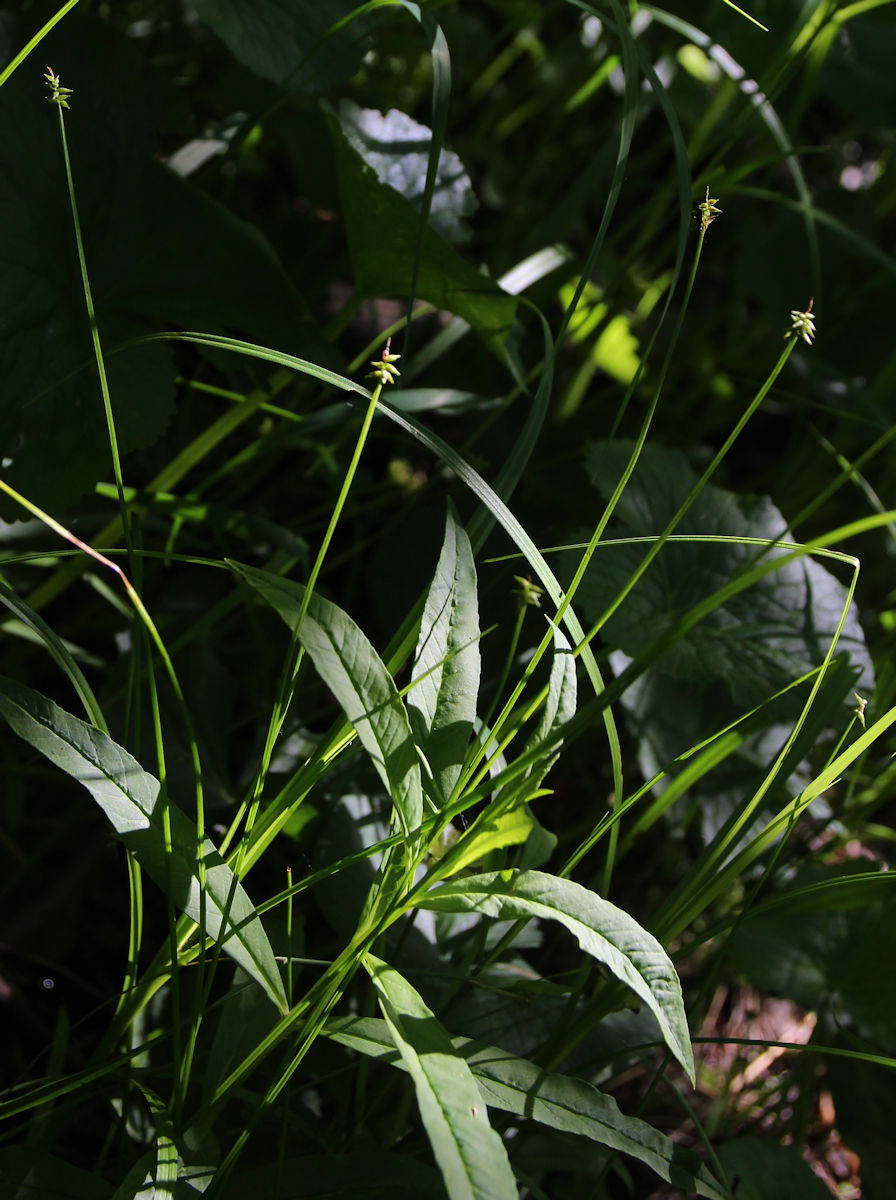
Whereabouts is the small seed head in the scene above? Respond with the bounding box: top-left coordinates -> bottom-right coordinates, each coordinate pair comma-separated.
698,186 -> 722,233
786,297 -> 816,345
514,575 -> 543,608
45,67 -> 73,109
367,336 -> 401,385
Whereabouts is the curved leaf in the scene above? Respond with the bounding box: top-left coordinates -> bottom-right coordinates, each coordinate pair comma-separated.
417,869 -> 694,1081
365,957 -> 517,1200
229,561 -> 423,837
410,504 -> 481,806
519,618 -> 577,794
327,1016 -> 725,1199
0,675 -> 287,1013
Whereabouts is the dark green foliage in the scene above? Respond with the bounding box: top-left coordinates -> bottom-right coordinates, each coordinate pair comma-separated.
1,2 -> 895,1198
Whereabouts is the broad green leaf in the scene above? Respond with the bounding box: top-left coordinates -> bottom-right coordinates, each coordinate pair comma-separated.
329,116 -> 516,341
339,102 -> 477,244
410,504 -> 481,806
0,676 -> 287,1013
417,870 -> 694,1082
564,440 -> 872,831
572,440 -> 873,706
193,0 -> 368,91
327,1016 -> 726,1199
229,562 -> 423,837
727,872 -> 896,1050
365,956 -> 517,1200
202,968 -> 281,1104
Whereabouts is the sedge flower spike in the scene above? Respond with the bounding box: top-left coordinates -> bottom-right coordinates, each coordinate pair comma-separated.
367,337 -> 401,386
45,67 -> 73,108
786,297 -> 816,345
697,186 -> 722,234
514,575 -> 544,608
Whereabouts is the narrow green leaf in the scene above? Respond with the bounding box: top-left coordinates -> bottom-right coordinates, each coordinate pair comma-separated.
720,0 -> 769,30
365,956 -> 517,1200
520,619 -> 577,793
417,870 -> 694,1082
0,676 -> 287,1012
327,1016 -> 726,1199
410,504 -> 481,805
435,806 -> 536,879
133,1084 -> 178,1199
229,562 -> 423,836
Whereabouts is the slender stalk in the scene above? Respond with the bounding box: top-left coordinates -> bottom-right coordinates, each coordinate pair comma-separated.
459,200 -> 718,805
48,71 -> 132,566
228,369 -> 389,866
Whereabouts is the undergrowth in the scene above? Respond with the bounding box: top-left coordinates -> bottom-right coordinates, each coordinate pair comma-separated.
1,2 -> 895,1198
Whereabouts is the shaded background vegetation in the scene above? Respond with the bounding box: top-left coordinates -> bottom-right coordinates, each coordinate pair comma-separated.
2,1 -> 896,1196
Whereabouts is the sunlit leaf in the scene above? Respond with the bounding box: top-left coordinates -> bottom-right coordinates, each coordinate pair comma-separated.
340,101 -> 477,243
410,503 -> 481,807
366,956 -> 518,1200
330,116 -> 516,340
417,869 -> 694,1081
229,562 -> 423,838
327,1015 -> 725,1198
